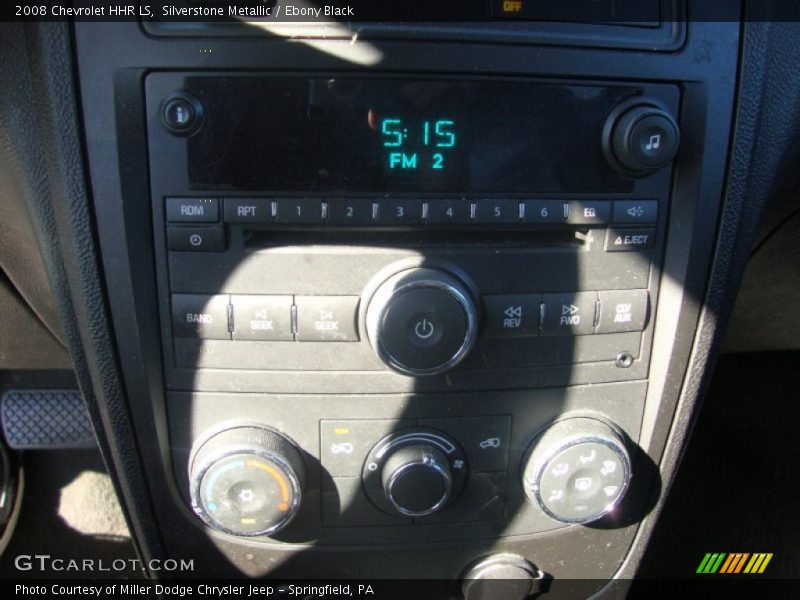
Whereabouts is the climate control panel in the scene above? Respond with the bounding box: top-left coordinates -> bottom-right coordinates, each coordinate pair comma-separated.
185,414 -> 633,539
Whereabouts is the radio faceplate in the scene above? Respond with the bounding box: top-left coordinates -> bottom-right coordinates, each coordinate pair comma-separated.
146,73 -> 677,395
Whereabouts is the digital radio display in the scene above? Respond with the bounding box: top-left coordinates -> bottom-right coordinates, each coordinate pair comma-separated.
183,77 -> 637,193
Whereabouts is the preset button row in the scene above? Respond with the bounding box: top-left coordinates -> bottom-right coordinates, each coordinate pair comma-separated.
171,294 -> 359,342
165,197 -> 659,227
483,290 -> 650,337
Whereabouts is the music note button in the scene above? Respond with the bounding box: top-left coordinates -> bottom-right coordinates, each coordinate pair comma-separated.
605,101 -> 680,176
631,115 -> 679,168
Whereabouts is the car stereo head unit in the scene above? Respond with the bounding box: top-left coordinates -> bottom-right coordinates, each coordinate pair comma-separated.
146,72 -> 678,395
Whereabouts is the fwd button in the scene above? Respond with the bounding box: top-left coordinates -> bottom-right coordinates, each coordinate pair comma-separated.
541,292 -> 598,336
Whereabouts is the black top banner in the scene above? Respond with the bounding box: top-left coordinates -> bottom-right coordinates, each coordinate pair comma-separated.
2,0 -> 788,24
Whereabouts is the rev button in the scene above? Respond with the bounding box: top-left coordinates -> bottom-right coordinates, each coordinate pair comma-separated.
483,294 -> 542,338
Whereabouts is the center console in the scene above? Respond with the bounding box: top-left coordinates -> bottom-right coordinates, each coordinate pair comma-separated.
73,9 -> 741,595
148,73 -> 675,543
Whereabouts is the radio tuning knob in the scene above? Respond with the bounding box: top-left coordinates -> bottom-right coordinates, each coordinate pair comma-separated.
189,427 -> 305,537
603,99 -> 680,177
365,268 -> 479,376
521,417 -> 631,524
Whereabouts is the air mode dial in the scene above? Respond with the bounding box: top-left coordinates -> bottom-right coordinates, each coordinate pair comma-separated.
522,417 -> 631,524
189,426 -> 305,537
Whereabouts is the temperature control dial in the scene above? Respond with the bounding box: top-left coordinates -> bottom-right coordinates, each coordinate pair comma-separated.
363,428 -> 468,517
189,427 -> 305,537
365,268 -> 479,376
522,417 -> 631,524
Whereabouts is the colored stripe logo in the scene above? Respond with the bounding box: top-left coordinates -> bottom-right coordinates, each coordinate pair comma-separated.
697,553 -> 773,574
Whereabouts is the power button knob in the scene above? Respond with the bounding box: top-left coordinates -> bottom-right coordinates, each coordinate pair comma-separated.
365,268 -> 479,376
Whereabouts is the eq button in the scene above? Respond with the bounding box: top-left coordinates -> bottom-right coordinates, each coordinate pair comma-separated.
567,200 -> 611,226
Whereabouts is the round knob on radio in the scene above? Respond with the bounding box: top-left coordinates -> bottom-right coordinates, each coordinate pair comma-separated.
521,417 -> 631,524
381,444 -> 453,517
189,426 -> 305,537
365,268 -> 479,376
603,100 -> 680,177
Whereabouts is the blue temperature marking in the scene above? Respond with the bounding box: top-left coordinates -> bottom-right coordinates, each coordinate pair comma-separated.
207,503 -> 218,512
205,459 -> 245,505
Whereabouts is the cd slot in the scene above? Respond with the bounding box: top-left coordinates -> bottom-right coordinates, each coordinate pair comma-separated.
241,229 -> 592,251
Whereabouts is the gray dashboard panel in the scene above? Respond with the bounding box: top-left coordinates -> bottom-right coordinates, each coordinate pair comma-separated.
71,13 -> 741,590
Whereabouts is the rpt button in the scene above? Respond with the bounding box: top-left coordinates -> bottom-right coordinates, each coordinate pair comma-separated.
295,296 -> 360,341
171,294 -> 230,339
